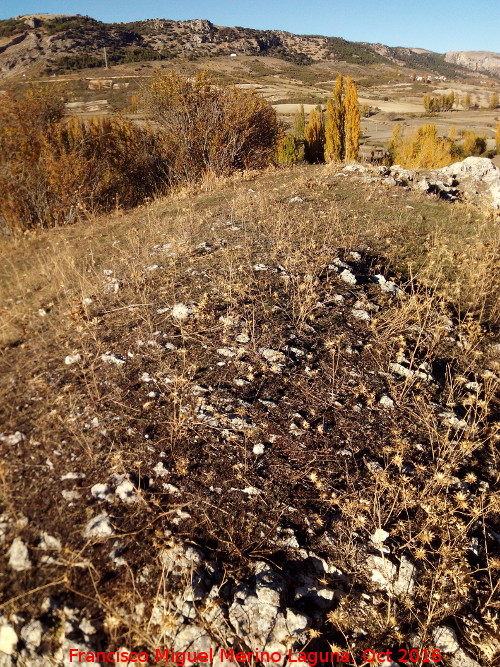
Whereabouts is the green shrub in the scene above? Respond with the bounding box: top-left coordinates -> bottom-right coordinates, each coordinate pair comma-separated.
276,131 -> 303,164
0,18 -> 26,37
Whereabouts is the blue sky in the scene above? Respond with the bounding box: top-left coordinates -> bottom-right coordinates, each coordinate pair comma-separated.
1,0 -> 499,53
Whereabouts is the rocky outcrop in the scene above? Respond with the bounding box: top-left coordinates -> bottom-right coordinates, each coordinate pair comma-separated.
342,157 -> 500,211
445,50 -> 500,77
0,13 -> 489,78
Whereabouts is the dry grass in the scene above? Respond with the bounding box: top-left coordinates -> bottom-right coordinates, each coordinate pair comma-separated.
0,164 -> 499,664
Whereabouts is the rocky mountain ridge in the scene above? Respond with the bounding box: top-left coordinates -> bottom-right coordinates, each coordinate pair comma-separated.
1,13 -> 493,78
445,50 -> 500,78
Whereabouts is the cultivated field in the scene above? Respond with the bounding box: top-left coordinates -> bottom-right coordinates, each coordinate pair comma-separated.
3,54 -> 499,155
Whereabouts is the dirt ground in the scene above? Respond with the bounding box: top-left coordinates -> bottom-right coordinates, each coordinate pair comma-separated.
1,164 -> 499,664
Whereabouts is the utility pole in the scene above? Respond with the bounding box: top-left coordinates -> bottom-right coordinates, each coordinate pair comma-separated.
103,47 -> 108,69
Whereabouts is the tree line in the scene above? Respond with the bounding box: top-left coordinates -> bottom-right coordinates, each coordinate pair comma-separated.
423,92 -> 499,112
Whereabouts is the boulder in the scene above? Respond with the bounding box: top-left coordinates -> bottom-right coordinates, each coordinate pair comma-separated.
438,157 -> 497,179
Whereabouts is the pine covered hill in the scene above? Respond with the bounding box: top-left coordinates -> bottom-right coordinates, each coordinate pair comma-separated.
0,13 -> 474,78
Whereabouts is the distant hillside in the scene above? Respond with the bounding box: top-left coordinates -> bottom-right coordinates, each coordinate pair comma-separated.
0,14 -> 483,78
445,50 -> 500,78
369,43 -> 475,78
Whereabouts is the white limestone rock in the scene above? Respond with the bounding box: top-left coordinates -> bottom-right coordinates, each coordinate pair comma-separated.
8,538 -> 31,571
84,513 -> 114,539
0,626 -> 18,655
20,620 -> 43,652
379,395 -> 394,409
432,625 -> 460,654
340,269 -> 356,285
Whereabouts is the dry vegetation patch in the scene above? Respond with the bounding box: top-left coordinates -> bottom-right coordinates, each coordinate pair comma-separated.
0,166 -> 499,664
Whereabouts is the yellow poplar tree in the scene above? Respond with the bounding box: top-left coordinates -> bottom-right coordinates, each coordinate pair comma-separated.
344,76 -> 360,161
387,124 -> 402,163
324,73 -> 344,162
464,93 -> 471,110
293,104 -> 306,140
304,106 -> 325,163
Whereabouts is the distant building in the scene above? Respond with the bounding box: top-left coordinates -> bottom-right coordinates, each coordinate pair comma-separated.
230,53 -> 237,57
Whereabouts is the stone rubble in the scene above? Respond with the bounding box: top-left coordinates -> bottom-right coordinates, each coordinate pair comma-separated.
342,157 -> 500,210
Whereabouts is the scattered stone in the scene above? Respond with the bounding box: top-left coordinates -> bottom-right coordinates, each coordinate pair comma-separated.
115,479 -> 137,504
331,257 -> 350,269
39,532 -> 61,551
465,381 -> 481,392
369,555 -> 397,590
432,625 -> 460,654
352,308 -> 371,321
339,269 -> 357,285
0,625 -> 17,656
439,411 -> 468,430
163,483 -> 181,494
0,432 -> 25,446
217,347 -> 236,358
394,555 -> 416,596
62,490 -> 80,501
91,483 -> 113,501
379,395 -> 394,409
84,513 -> 114,539
259,348 -> 286,364
289,196 -> 304,203
8,538 -> 31,571
60,472 -> 85,481
275,527 -> 300,549
160,543 -> 204,574
20,620 -> 43,652
343,164 -> 368,173
173,509 -> 191,524
390,362 -> 414,379
365,459 -> 383,473
64,354 -> 81,365
79,619 -> 97,636
242,486 -> 261,496
171,303 -> 193,321
370,528 -> 390,545
373,274 -> 403,296
415,178 -> 430,192
104,277 -> 120,293
101,352 -> 126,366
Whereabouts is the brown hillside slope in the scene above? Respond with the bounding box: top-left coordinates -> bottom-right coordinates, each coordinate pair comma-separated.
0,165 -> 499,664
